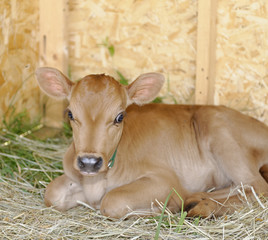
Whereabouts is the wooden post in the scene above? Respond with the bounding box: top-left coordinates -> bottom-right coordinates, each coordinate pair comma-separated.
39,0 -> 68,128
195,0 -> 218,105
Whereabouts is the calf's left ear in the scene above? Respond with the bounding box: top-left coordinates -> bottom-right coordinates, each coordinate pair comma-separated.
35,67 -> 74,99
127,72 -> 165,105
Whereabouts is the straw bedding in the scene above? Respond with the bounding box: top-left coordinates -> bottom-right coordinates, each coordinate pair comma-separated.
0,128 -> 267,239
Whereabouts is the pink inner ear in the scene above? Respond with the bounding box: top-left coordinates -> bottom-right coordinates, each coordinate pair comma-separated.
38,70 -> 67,98
47,78 -> 66,96
133,87 -> 150,99
135,79 -> 160,101
127,72 -> 164,105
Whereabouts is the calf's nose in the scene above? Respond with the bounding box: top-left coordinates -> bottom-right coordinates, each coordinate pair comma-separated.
77,155 -> 103,173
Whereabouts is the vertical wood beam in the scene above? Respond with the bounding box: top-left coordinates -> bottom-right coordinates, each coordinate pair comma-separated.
39,0 -> 68,128
195,0 -> 218,105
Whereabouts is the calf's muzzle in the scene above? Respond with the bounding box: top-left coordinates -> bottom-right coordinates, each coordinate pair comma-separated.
77,155 -> 103,174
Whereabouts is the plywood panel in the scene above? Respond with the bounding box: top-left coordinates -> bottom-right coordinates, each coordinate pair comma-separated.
68,0 -> 197,105
216,0 -> 268,123
0,0 -> 40,126
1,0 -> 268,128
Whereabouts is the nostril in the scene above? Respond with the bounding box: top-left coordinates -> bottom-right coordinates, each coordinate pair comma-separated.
77,157 -> 85,169
77,156 -> 103,172
94,157 -> 103,169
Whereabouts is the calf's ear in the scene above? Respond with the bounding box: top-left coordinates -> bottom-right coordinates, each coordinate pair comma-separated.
127,72 -> 165,105
35,67 -> 74,99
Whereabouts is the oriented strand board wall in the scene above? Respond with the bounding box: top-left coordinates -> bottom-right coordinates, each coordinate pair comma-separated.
1,0 -> 268,127
216,0 -> 268,122
0,0 -> 40,124
68,0 -> 197,104
68,0 -> 268,123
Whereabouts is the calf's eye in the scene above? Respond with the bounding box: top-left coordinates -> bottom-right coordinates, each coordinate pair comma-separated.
114,112 -> 125,124
67,110 -> 74,121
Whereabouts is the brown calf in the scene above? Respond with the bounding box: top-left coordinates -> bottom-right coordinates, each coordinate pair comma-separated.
36,67 -> 268,219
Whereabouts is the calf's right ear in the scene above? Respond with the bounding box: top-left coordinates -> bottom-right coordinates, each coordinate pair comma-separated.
35,67 -> 74,99
127,72 -> 165,105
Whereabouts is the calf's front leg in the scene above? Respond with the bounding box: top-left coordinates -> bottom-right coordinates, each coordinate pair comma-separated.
45,174 -> 86,211
100,171 -> 188,219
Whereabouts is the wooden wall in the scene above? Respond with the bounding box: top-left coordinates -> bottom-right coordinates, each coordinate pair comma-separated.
0,0 -> 40,125
1,0 -> 268,128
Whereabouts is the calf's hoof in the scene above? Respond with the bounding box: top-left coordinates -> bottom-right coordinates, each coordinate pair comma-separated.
185,193 -> 220,218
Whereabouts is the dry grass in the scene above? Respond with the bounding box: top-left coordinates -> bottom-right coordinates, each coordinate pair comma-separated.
0,128 -> 267,239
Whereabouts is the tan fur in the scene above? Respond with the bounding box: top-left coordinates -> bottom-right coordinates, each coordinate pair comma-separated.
36,67 -> 268,219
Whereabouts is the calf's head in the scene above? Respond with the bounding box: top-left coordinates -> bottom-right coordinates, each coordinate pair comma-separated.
35,67 -> 164,176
